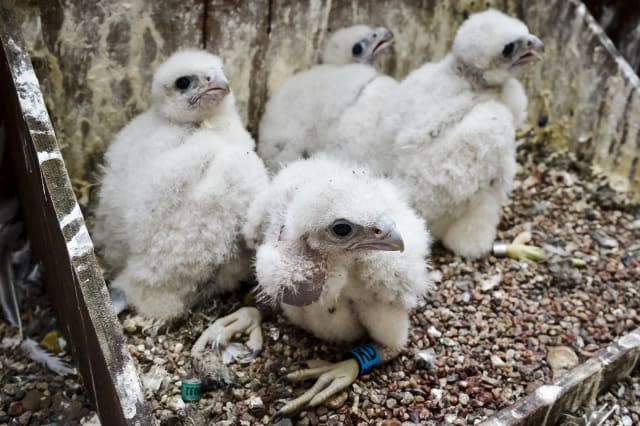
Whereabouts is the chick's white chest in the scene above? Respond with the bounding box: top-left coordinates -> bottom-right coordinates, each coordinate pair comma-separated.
280,267 -> 371,343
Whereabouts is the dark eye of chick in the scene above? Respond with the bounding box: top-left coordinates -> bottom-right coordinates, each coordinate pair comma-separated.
502,42 -> 516,58
174,76 -> 191,90
352,43 -> 364,57
331,220 -> 353,237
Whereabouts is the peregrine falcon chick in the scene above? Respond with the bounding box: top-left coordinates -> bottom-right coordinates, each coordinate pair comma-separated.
258,25 -> 395,171
93,50 -> 268,319
193,155 -> 432,414
381,9 -> 543,258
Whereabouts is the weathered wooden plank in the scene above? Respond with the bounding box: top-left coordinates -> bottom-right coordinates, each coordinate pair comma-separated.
479,328 -> 640,426
261,0 -> 333,100
517,0 -> 640,195
10,0 -> 640,199
10,0 -> 205,209
584,0 -> 640,75
262,0 -> 456,97
0,5 -> 153,425
325,1 -> 457,79
204,0 -> 270,135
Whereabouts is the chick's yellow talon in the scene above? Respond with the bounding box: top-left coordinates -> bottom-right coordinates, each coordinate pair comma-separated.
278,358 -> 359,415
493,232 -> 547,262
506,243 -> 547,262
512,231 -> 532,245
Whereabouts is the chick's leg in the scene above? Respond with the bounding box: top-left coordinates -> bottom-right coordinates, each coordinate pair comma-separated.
275,301 -> 409,414
442,190 -> 501,258
277,358 -> 358,415
191,306 -> 263,370
110,264 -> 188,320
277,345 -> 399,416
493,231 -> 546,262
444,189 -> 546,261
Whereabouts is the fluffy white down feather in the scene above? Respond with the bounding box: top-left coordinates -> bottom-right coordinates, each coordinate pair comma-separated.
244,156 -> 432,350
381,9 -> 540,258
93,50 -> 268,319
258,25 -> 395,172
321,25 -> 379,66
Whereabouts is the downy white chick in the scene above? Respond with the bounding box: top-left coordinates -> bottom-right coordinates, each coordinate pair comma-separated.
93,50 -> 268,319
258,26 -> 395,172
381,9 -> 543,258
193,156 -> 432,414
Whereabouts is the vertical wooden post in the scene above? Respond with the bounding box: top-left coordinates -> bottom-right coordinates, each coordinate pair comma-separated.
0,5 -> 153,425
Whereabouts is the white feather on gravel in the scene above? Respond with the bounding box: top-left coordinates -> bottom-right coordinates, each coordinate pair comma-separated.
21,337 -> 76,376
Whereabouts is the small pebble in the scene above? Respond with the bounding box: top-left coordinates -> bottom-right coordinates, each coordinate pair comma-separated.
246,396 -> 264,413
325,391 -> 348,409
2,384 -> 16,396
427,326 -> 442,338
122,318 -> 137,333
8,401 -> 23,416
547,346 -> 579,371
18,411 -> 31,425
593,231 -> 618,248
491,355 -> 508,369
444,414 -> 458,423
459,393 -> 469,405
20,390 -> 42,411
166,395 -> 185,412
401,392 -> 414,405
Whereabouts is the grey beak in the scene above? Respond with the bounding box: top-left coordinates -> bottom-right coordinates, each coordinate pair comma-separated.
527,35 -> 544,53
510,35 -> 544,68
378,225 -> 405,252
371,27 -> 394,42
360,26 -> 395,64
350,215 -> 405,252
206,69 -> 230,92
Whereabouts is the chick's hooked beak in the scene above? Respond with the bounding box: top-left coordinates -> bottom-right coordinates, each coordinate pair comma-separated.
350,215 -> 405,252
360,27 -> 394,64
512,34 -> 544,67
189,68 -> 230,105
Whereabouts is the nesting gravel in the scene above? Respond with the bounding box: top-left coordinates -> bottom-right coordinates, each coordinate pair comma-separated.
118,129 -> 640,424
0,285 -> 96,424
2,126 -> 640,424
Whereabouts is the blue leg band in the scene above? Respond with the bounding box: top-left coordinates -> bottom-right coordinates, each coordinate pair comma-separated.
348,343 -> 381,375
